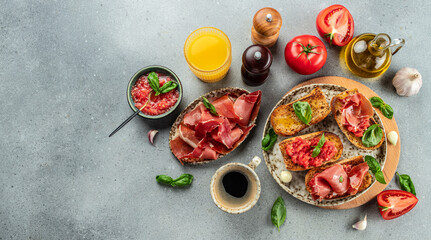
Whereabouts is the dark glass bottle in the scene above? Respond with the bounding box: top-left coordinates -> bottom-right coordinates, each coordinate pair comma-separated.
241,44 -> 273,86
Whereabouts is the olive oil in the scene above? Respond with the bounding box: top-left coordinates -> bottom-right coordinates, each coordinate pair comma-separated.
344,33 -> 404,78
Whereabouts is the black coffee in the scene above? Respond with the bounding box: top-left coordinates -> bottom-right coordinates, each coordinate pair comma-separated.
222,171 -> 248,198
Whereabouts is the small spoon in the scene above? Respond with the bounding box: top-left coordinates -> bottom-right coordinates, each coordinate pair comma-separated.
109,105 -> 146,137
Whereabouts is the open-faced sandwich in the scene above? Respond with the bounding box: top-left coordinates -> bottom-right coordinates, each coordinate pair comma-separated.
270,87 -> 330,136
170,88 -> 262,164
279,131 -> 343,171
331,89 -> 384,150
305,155 -> 372,201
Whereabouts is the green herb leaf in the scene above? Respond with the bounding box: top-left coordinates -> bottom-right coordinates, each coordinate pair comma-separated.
375,171 -> 387,184
362,124 -> 383,147
311,133 -> 325,158
381,104 -> 394,119
339,176 -> 343,183
171,174 -> 194,187
156,175 -> 174,185
148,72 -> 160,93
397,172 -> 416,195
370,97 -> 385,108
160,82 -> 178,94
271,196 -> 286,232
156,174 -> 193,187
369,96 -> 394,120
293,101 -> 312,125
262,128 -> 278,151
365,155 -> 387,184
202,96 -> 218,116
156,81 -> 173,96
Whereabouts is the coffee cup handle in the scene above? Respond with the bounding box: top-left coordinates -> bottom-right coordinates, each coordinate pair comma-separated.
248,156 -> 261,170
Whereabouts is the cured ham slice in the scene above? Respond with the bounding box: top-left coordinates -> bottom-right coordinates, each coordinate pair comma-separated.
178,124 -> 200,148
183,103 -> 206,127
340,93 -> 374,137
209,125 -> 254,154
211,126 -> 242,147
234,91 -> 261,126
212,95 -> 240,121
194,117 -> 224,139
183,137 -> 218,160
309,162 -> 370,200
170,137 -> 194,165
347,162 -> 369,195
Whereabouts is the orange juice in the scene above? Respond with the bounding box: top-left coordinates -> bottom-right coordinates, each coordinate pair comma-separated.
184,27 -> 232,83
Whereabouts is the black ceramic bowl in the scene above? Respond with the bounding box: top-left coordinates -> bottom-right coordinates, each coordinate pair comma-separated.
127,65 -> 183,119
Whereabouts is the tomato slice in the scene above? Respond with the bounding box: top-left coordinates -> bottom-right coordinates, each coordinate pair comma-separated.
377,190 -> 418,220
316,4 -> 354,46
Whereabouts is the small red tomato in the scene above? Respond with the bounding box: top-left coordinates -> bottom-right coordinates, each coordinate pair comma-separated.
377,190 -> 418,220
316,4 -> 354,46
284,35 -> 327,75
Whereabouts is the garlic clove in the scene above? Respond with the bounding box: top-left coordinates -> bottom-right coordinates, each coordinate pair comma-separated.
393,67 -> 422,97
387,131 -> 398,145
280,170 -> 292,183
148,130 -> 158,145
352,214 -> 367,231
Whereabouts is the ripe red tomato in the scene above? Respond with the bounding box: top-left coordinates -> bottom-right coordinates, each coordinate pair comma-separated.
377,190 -> 418,220
316,4 -> 354,46
284,35 -> 327,75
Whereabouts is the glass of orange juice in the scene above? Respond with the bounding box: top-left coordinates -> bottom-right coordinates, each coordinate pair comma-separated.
184,27 -> 232,83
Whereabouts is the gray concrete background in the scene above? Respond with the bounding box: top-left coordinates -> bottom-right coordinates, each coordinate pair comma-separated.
1,0 -> 430,239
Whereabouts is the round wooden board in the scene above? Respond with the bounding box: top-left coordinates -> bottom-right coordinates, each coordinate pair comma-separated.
287,76 -> 400,210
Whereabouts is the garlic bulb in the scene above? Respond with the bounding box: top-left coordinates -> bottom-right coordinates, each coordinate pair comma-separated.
392,67 -> 422,96
352,214 -> 367,231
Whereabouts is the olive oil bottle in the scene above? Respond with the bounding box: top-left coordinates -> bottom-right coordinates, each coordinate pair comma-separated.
344,33 -> 405,78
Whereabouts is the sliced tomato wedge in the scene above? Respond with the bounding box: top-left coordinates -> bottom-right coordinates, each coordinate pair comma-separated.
316,4 -> 354,46
377,190 -> 418,220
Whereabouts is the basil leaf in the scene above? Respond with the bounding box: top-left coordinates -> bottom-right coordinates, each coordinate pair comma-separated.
339,176 -> 343,183
362,124 -> 383,147
293,101 -> 312,125
271,196 -> 286,232
202,96 -> 218,116
369,96 -> 394,120
156,175 -> 174,185
171,174 -> 194,187
311,133 -> 325,158
375,171 -> 387,184
381,104 -> 394,119
364,155 -> 381,173
156,81 -> 173,96
397,172 -> 416,195
147,72 -> 160,93
262,128 -> 278,151
370,97 -> 385,108
160,82 -> 178,94
365,155 -> 386,184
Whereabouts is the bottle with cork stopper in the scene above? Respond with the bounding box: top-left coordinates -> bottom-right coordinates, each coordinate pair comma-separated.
251,7 -> 282,48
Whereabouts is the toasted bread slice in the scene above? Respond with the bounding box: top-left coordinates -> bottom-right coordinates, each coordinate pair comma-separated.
305,156 -> 373,201
331,89 -> 384,150
270,87 -> 330,136
279,131 -> 343,171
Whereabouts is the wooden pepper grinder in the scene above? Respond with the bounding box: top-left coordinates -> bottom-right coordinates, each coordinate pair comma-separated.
241,44 -> 273,86
251,7 -> 282,48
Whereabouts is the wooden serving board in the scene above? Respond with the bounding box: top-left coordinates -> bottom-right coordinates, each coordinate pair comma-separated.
287,76 -> 400,210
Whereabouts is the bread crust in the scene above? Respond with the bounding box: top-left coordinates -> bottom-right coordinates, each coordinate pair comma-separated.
331,89 -> 384,150
271,87 -> 330,136
305,156 -> 373,201
279,131 -> 343,171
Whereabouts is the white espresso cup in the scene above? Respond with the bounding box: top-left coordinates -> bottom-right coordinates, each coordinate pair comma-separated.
210,156 -> 261,214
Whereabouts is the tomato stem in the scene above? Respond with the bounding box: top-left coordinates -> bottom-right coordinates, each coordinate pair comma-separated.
294,42 -> 322,63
